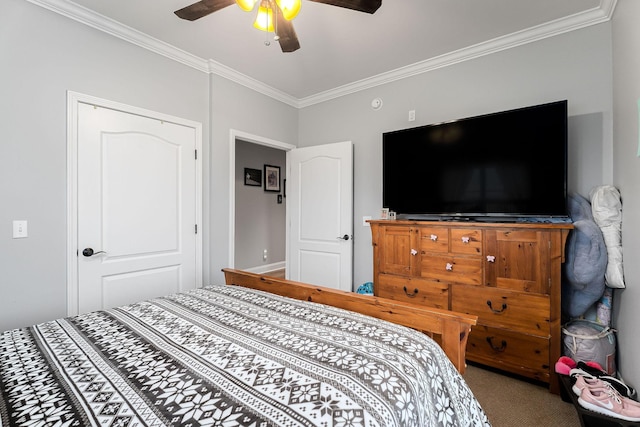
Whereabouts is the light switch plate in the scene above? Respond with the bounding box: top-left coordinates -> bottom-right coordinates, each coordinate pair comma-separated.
13,220 -> 28,238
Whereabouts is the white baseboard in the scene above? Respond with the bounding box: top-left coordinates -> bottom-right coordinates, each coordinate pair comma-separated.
243,262 -> 285,275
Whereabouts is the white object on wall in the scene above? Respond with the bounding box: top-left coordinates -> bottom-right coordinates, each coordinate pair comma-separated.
12,220 -> 28,239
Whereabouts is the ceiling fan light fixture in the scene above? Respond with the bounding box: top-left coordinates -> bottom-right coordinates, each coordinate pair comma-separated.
175,0 -> 381,53
275,0 -> 301,20
253,1 -> 275,32
235,0 -> 257,12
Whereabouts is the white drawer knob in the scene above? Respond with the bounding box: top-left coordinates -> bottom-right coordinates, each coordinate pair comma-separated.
430,234 -> 438,241
486,255 -> 496,263
411,249 -> 418,256
461,236 -> 470,243
446,262 -> 453,271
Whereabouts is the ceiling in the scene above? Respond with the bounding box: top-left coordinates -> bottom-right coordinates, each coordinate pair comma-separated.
34,0 -> 613,105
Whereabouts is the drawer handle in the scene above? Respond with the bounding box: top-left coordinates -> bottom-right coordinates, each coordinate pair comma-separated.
486,337 -> 507,352
486,300 -> 507,313
410,249 -> 418,256
430,234 -> 438,241
461,236 -> 470,243
486,255 -> 496,263
446,262 -> 453,271
403,286 -> 419,298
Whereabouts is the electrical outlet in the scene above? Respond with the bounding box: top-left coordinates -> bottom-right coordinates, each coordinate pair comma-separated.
408,110 -> 416,121
263,249 -> 268,261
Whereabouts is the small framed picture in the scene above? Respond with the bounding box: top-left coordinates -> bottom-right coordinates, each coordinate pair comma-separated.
380,208 -> 389,220
388,211 -> 396,220
244,168 -> 262,186
264,165 -> 281,192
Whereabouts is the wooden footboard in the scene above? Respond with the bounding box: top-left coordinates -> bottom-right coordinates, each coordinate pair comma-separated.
222,268 -> 477,374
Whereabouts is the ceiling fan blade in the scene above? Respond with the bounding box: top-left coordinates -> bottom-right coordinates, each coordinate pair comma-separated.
307,0 -> 381,14
174,0 -> 235,21
274,5 -> 300,52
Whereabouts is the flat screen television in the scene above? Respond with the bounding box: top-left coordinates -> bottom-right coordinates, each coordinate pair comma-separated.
382,100 -> 568,222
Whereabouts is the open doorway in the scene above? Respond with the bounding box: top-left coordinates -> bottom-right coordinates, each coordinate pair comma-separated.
228,130 -> 295,275
229,131 -> 354,290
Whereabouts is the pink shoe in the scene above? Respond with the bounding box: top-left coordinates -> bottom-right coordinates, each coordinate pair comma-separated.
578,384 -> 640,421
572,375 -> 602,396
570,362 -> 637,399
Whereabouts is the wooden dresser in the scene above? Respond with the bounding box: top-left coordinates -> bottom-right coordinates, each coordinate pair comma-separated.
369,220 -> 572,393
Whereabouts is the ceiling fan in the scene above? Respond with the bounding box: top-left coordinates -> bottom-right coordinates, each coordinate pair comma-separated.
174,0 -> 382,53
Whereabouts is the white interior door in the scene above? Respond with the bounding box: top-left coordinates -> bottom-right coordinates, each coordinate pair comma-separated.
75,102 -> 200,314
287,141 -> 353,291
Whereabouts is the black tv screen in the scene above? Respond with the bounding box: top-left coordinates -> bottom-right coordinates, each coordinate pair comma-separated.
382,100 -> 568,221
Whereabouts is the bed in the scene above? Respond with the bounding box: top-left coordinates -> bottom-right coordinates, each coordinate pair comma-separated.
0,269 -> 489,427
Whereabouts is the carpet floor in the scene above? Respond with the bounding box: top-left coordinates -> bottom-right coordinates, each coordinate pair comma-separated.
463,364 -> 581,426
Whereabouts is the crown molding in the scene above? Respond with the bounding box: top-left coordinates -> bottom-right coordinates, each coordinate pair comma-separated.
26,0 -> 210,72
27,0 -> 616,109
298,0 -> 617,107
207,60 -> 299,107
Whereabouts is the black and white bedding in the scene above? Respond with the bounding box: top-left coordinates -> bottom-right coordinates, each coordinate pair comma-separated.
0,284 -> 490,427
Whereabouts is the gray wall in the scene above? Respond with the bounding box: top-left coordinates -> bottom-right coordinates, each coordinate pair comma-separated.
0,0 -> 209,331
298,23 -> 614,287
207,76 -> 298,285
612,0 -> 640,390
568,112 -> 607,196
0,0 -> 298,331
234,141 -> 286,270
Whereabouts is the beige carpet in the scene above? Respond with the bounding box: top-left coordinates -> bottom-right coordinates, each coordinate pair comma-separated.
463,364 -> 581,426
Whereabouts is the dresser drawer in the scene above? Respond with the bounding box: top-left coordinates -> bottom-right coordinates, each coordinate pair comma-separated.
418,227 -> 449,253
466,325 -> 551,382
376,274 -> 449,310
419,255 -> 482,286
451,285 -> 550,336
450,228 -> 483,255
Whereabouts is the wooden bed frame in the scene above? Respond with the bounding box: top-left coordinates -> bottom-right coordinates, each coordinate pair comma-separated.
222,268 -> 478,374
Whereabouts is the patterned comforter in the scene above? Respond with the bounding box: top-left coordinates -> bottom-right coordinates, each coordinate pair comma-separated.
0,285 -> 490,427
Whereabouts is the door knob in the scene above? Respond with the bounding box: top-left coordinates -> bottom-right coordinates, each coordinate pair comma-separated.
82,248 -> 106,257
337,234 -> 350,241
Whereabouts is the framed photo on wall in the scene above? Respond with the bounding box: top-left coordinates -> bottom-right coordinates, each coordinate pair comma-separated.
264,165 -> 281,192
244,168 -> 262,186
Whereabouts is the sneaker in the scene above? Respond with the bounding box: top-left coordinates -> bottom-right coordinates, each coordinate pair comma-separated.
570,361 -> 607,378
572,375 -> 603,396
570,362 -> 637,399
572,376 -> 636,398
578,383 -> 640,422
